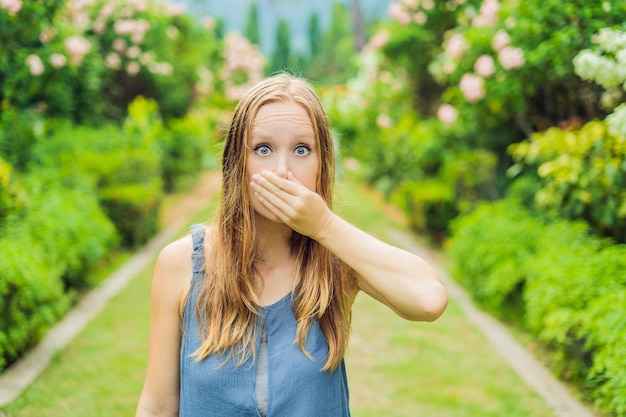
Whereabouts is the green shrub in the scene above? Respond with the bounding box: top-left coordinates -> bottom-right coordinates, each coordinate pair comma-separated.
0,108 -> 45,171
448,199 -> 626,415
158,108 -> 216,192
522,221 -> 607,381
100,182 -> 161,248
582,288 -> 626,415
446,199 -> 542,317
0,173 -> 116,370
20,173 -> 118,288
0,234 -> 70,371
391,179 -> 457,239
508,119 -> 626,242
0,157 -> 27,225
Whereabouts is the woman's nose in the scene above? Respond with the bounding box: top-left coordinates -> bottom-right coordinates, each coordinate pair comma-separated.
274,152 -> 289,178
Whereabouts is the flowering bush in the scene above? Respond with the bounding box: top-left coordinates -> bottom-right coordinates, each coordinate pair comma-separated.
0,0 -> 225,123
508,119 -> 626,243
574,28 -> 626,138
431,0 -> 626,152
220,31 -> 265,102
378,0 -> 482,115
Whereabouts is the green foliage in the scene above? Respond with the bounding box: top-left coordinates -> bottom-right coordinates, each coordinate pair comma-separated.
446,199 -> 542,316
308,12 -> 321,56
0,107 -> 45,171
0,173 -> 117,370
0,234 -> 70,371
447,199 -> 626,413
390,179 -> 457,238
433,0 -> 625,150
245,2 -> 260,45
1,0 -> 225,124
270,19 -> 291,73
302,2 -> 358,84
508,119 -> 626,242
100,182 -> 161,248
30,99 -> 165,247
583,289 -> 626,415
381,0 -> 481,115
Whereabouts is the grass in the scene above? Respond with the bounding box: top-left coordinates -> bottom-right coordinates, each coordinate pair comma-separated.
0,172 -> 556,417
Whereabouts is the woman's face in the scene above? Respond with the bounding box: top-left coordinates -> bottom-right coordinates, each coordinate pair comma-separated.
246,101 -> 320,222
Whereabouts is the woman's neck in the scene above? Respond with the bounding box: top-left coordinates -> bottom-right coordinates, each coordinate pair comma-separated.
254,215 -> 293,267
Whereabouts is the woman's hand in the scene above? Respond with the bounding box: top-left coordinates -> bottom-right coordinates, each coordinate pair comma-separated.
250,170 -> 333,238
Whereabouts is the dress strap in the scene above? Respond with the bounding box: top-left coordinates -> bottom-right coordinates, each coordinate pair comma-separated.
190,224 -> 206,282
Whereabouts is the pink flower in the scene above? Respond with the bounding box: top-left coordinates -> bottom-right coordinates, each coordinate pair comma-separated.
459,73 -> 485,102
65,35 -> 91,66
445,33 -> 467,59
105,53 -> 121,69
498,46 -> 524,70
0,0 -> 22,15
491,30 -> 510,52
114,19 -> 150,43
99,3 -> 115,18
92,20 -> 106,35
376,113 -> 392,129
49,53 -> 67,68
149,62 -> 173,76
344,157 -> 359,172
437,104 -> 458,125
163,3 -> 186,16
474,55 -> 495,77
413,11 -> 427,24
389,2 -> 412,25
400,0 -> 418,9
367,29 -> 391,50
473,0 -> 499,27
112,38 -> 127,53
422,0 -> 435,10
126,61 -> 140,76
26,55 -> 44,76
39,27 -> 56,44
126,45 -> 141,59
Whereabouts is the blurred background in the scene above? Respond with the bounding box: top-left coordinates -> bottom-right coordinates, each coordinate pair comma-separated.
1,0 -> 625,416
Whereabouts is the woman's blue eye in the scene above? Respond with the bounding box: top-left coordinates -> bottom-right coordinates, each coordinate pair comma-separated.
295,145 -> 311,156
254,145 -> 271,155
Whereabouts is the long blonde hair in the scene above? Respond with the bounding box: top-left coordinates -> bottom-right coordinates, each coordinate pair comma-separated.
192,74 -> 355,371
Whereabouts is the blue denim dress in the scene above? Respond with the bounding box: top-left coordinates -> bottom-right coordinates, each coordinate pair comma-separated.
179,225 -> 351,416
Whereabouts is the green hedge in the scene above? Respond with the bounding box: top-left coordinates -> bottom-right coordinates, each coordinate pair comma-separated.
0,177 -> 117,370
100,182 -> 161,248
447,198 -> 626,415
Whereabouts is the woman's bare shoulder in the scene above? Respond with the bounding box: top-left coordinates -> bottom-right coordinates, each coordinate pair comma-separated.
155,224 -> 216,274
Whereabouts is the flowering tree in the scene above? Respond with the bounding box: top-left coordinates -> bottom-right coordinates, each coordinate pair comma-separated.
220,31 -> 265,102
432,0 -> 626,150
0,0 -> 225,123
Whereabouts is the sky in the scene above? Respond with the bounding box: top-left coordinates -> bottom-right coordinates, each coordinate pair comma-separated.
176,0 -> 393,54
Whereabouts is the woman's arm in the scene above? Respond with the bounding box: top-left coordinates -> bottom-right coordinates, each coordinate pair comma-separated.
136,236 -> 192,417
250,170 -> 448,321
314,214 -> 447,321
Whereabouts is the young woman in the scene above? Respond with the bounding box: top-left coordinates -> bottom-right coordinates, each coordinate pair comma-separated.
135,73 -> 447,417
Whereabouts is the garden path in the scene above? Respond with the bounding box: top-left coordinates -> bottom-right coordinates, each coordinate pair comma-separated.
0,171 -> 595,416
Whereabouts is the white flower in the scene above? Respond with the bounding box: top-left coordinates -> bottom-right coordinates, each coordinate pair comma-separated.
606,103 -> 626,138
